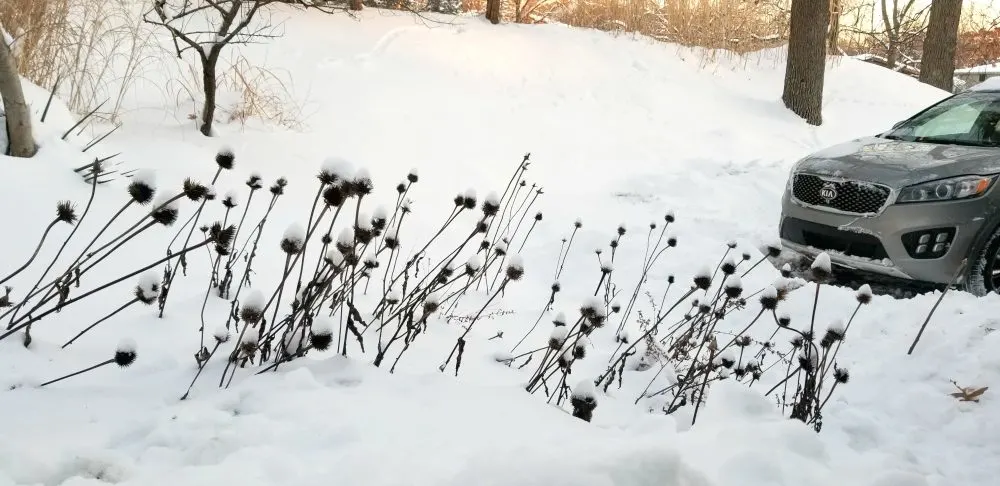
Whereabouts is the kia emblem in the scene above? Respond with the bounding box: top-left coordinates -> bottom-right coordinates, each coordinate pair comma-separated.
819,183 -> 838,202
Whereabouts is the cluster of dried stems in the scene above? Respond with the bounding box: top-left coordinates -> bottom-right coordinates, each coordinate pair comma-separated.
0,0 -> 158,119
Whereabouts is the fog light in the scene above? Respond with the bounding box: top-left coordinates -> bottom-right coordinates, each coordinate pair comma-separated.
933,243 -> 946,253
919,234 -> 931,244
916,244 -> 927,254
935,233 -> 949,243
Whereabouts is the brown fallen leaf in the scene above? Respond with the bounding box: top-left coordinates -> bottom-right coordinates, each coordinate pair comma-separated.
950,380 -> 989,403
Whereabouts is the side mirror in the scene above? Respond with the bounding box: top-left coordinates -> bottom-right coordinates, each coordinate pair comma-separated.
891,120 -> 905,129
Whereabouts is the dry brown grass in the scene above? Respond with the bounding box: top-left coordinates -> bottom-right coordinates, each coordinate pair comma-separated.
555,0 -> 789,53
0,0 -> 157,119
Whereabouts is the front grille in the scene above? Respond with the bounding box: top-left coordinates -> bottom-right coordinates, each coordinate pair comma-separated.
781,217 -> 889,260
792,174 -> 891,215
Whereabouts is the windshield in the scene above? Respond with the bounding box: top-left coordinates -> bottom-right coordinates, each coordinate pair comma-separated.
883,91 -> 1000,147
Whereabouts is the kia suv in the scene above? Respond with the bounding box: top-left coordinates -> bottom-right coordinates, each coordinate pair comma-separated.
779,85 -> 1000,296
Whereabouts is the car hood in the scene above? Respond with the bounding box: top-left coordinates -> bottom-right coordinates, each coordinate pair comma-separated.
794,136 -> 1000,189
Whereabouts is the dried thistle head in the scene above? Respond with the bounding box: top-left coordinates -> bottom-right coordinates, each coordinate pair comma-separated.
183,178 -> 209,201
323,184 -> 346,207
216,147 -> 235,170
128,169 -> 157,205
114,338 -> 138,367
56,201 -> 77,225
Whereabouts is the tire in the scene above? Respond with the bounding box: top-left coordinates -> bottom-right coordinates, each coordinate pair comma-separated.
964,223 -> 1000,297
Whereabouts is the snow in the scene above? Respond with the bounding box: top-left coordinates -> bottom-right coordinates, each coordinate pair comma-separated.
0,7 -> 996,486
967,75 -> 1000,91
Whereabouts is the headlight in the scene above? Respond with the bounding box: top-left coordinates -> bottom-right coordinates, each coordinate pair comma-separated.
896,175 -> 996,204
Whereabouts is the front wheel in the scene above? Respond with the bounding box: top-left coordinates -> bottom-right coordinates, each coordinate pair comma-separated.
964,224 -> 1000,296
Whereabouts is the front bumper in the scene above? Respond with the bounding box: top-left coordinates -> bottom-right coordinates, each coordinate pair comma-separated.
779,189 -> 994,285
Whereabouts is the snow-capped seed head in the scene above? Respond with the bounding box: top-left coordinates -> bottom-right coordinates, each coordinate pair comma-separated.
617,223 -> 626,236
213,325 -> 230,343
407,168 -> 419,183
798,349 -> 819,371
581,297 -> 607,327
384,229 -> 399,250
833,366 -> 850,384
600,259 -> 614,273
721,255 -> 737,275
611,300 -> 622,313
553,312 -> 567,326
386,289 -> 402,305
482,192 -> 501,216
777,312 -> 791,327
465,254 -> 484,275
665,211 -> 676,223
246,172 -> 263,190
781,263 -> 793,278
573,335 -> 591,359
666,232 -> 678,247
549,326 -> 569,349
462,188 -> 478,209
215,146 -> 235,170
310,317 -> 335,351
423,292 -> 442,314
453,192 -> 465,207
723,275 -> 743,298
396,181 -> 407,194
535,211 -> 543,221
856,284 -> 873,305
493,240 -> 508,256
742,252 -> 751,261
323,183 -> 346,207
182,178 -> 209,201
240,290 -> 266,324
134,271 -> 161,304
270,177 -> 288,196
337,228 -> 355,249
505,255 -> 525,281
372,206 -> 389,230
280,223 -> 306,254
551,281 -> 562,293
811,252 -> 833,279
351,168 -> 374,196
114,338 -> 138,367
319,157 -> 353,185
574,218 -> 583,229
727,240 -> 738,249
203,185 -> 218,201
128,169 -> 157,205
717,349 -> 737,368
693,266 -> 712,290
325,248 -> 345,268
766,239 -> 783,258
759,285 -> 779,310
571,379 -> 596,401
239,331 -> 259,354
150,192 -> 180,226
617,329 -> 630,343
222,189 -> 239,209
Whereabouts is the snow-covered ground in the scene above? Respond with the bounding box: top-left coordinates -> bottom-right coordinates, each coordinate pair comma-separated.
2,8 -> 999,486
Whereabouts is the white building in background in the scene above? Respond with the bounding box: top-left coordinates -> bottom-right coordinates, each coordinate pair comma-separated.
955,64 -> 1000,92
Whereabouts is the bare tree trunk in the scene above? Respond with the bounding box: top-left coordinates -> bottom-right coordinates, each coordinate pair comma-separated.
486,0 -> 502,24
783,0 -> 831,126
920,0 -> 963,91
0,35 -> 35,157
828,0 -> 841,52
887,36 -> 899,69
199,52 -> 219,137
350,0 -> 363,11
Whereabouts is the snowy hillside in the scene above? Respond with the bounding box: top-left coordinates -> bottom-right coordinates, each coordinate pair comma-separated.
2,8 -> 998,486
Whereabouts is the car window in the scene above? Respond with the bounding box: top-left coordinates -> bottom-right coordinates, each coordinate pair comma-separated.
911,103 -> 983,138
886,92 -> 1000,146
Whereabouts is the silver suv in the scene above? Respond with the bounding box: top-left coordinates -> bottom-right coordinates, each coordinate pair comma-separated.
780,86 -> 1000,296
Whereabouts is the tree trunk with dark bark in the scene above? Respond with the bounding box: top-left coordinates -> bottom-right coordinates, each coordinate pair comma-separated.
350,0 -> 363,11
828,0 -> 841,53
783,0 -> 831,126
920,0 -> 963,92
486,0 -> 502,24
0,35 -> 35,157
199,52 -> 220,137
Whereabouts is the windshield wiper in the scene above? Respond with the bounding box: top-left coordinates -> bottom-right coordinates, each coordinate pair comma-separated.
913,137 -> 1000,148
